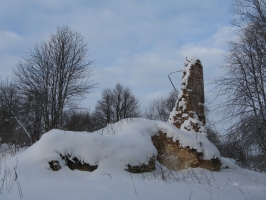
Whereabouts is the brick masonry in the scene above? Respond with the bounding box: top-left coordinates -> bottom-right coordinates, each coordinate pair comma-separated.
152,132 -> 221,171
164,57 -> 221,171
169,57 -> 205,133
126,156 -> 156,173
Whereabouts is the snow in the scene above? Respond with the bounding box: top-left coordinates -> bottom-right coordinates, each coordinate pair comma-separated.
0,119 -> 265,200
1,154 -> 266,200
168,110 -> 179,124
182,114 -> 188,118
16,118 -> 220,169
181,57 -> 200,90
0,118 -> 266,200
221,157 -> 241,170
184,56 -> 199,66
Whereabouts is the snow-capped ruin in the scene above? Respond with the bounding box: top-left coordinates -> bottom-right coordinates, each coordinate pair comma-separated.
154,57 -> 221,171
18,57 -> 221,173
168,57 -> 205,134
20,118 -> 220,174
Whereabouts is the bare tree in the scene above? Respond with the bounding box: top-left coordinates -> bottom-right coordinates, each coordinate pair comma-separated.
94,88 -> 114,127
213,0 -> 266,155
231,0 -> 266,28
93,83 -> 141,129
0,80 -> 31,151
144,90 -> 178,121
63,109 -> 93,132
13,26 -> 95,132
21,94 -> 44,141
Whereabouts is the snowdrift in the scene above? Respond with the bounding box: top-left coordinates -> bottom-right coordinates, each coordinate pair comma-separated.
16,118 -> 220,172
1,119 -> 266,200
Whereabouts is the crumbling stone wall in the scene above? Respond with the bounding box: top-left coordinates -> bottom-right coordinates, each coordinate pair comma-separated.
152,132 -> 221,171
49,155 -> 98,172
168,57 -> 205,133
49,160 -> 61,171
61,155 -> 98,171
49,155 -> 156,173
165,57 -> 221,171
126,156 -> 155,173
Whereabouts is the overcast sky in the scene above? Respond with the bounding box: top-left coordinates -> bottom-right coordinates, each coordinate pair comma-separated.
0,0 -> 234,110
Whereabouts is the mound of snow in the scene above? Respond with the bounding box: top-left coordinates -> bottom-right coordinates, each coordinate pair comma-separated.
13,118 -> 220,173
221,157 -> 241,170
2,119 -> 266,200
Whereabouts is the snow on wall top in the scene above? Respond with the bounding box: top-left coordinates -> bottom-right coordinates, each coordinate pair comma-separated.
168,56 -> 206,134
181,57 -> 200,90
184,56 -> 199,66
20,118 -> 220,171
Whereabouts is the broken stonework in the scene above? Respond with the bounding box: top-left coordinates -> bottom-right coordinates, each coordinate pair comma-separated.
159,57 -> 221,171
61,154 -> 98,171
126,156 -> 156,173
152,132 -> 221,171
49,160 -> 61,171
168,57 -> 205,133
50,154 -> 156,173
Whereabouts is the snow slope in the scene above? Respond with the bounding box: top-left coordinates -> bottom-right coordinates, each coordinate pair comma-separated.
0,118 -> 265,200
13,118 -> 219,172
1,155 -> 265,200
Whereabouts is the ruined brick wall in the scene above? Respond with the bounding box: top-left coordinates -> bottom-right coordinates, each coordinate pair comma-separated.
49,155 -> 156,173
126,157 -> 155,173
168,57 -> 205,133
163,57 -> 221,171
152,132 -> 221,171
186,59 -> 205,124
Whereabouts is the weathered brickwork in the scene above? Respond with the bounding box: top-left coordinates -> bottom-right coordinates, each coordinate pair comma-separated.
163,57 -> 221,171
126,156 -> 156,173
49,160 -> 61,171
152,132 -> 221,171
61,154 -> 98,171
49,155 -> 156,173
169,58 -> 206,133
49,155 -> 98,172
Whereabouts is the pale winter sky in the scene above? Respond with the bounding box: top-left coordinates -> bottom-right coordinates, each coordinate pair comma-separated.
0,0 -> 234,110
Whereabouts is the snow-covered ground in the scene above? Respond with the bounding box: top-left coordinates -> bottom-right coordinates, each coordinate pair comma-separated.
1,119 -> 265,200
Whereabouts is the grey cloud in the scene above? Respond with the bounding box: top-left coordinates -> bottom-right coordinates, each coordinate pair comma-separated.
0,0 -> 234,109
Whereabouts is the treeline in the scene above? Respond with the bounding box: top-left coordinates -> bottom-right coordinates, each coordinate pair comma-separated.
64,83 -> 142,132
0,77 -> 177,147
212,0 -> 266,172
0,25 -> 180,153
